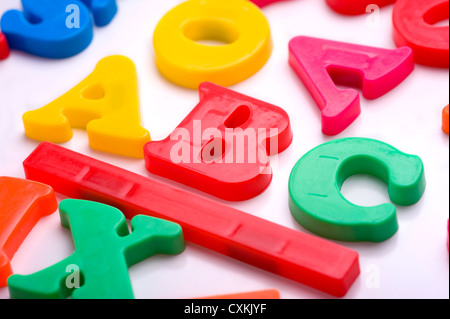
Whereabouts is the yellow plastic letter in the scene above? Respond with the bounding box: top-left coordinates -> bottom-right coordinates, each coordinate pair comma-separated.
22,55 -> 151,158
153,0 -> 273,89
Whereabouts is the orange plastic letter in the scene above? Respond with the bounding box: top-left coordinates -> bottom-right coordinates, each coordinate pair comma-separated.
0,177 -> 57,286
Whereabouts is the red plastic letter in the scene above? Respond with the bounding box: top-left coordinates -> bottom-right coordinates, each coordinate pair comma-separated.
325,0 -> 395,15
289,36 -> 414,135
0,33 -> 9,60
23,142 -> 360,297
0,176 -> 57,286
249,0 -> 291,8
393,0 -> 449,68
144,82 -> 293,201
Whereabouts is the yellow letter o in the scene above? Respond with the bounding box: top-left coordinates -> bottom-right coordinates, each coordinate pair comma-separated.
153,0 -> 273,89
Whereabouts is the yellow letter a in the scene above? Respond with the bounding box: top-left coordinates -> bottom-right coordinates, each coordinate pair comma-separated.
23,55 -> 151,158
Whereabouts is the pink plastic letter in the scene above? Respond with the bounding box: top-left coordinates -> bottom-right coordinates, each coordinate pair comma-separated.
289,36 -> 414,135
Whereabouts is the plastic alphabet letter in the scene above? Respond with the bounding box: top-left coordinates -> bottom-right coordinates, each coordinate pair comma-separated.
249,0 -> 291,8
289,138 -> 426,242
325,0 -> 396,15
8,199 -> 185,299
79,0 -> 118,27
0,33 -> 9,60
0,0 -> 93,59
198,289 -> 281,299
0,177 -> 57,287
22,55 -> 150,158
393,0 -> 449,68
443,105 -> 449,134
153,0 -> 273,89
144,82 -> 293,201
289,36 -> 414,135
23,142 -> 360,297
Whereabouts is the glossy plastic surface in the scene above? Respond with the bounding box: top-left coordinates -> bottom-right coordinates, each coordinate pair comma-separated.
22,55 -> 150,158
80,0 -> 117,26
325,0 -> 395,15
23,142 -> 360,297
249,0 -> 291,7
144,82 -> 293,201
0,176 -> 57,287
8,199 -> 185,299
289,36 -> 414,135
0,0 -> 93,59
443,105 -> 449,134
393,0 -> 449,68
198,289 -> 280,299
289,138 -> 426,242
153,0 -> 273,89
0,33 -> 8,60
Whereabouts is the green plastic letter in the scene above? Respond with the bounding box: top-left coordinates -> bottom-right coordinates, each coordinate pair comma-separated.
289,138 -> 426,242
8,199 -> 185,299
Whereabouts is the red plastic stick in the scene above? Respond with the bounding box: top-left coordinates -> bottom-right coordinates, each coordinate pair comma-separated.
23,142 -> 360,297
393,0 -> 449,68
325,0 -> 395,15
0,33 -> 10,60
249,0 -> 291,8
0,176 -> 57,286
289,36 -> 414,135
144,82 -> 293,201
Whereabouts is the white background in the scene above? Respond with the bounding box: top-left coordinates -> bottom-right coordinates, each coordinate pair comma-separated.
0,0 -> 448,299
